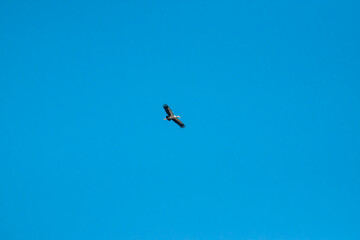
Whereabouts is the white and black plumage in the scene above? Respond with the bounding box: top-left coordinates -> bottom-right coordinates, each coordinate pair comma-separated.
163,104 -> 185,128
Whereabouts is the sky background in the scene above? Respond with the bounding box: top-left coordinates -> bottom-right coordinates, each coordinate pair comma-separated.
1,0 -> 360,239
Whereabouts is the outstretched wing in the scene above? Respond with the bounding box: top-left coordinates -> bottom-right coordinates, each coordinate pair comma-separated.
163,104 -> 173,116
172,118 -> 185,128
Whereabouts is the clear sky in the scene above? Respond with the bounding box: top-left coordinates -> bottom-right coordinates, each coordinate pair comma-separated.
1,1 -> 359,239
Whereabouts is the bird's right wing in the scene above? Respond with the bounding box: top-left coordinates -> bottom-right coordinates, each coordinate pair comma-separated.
163,104 -> 173,116
172,118 -> 185,128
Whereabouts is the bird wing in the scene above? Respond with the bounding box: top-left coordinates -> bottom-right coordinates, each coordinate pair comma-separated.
172,118 -> 185,128
163,104 -> 173,116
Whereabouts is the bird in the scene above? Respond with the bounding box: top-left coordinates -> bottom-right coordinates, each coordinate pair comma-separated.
163,104 -> 185,128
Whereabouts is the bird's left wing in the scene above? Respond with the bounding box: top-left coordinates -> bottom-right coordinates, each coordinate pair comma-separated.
172,118 -> 185,128
163,104 -> 173,116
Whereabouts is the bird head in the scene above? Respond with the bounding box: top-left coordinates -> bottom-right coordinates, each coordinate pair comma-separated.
176,115 -> 180,118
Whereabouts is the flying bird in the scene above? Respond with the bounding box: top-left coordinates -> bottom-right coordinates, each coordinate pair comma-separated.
163,104 -> 185,128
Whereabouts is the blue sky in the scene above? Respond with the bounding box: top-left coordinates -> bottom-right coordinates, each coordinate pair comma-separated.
1,0 -> 359,239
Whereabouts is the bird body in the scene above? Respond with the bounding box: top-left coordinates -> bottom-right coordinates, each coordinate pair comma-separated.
163,104 -> 185,128
164,115 -> 180,120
